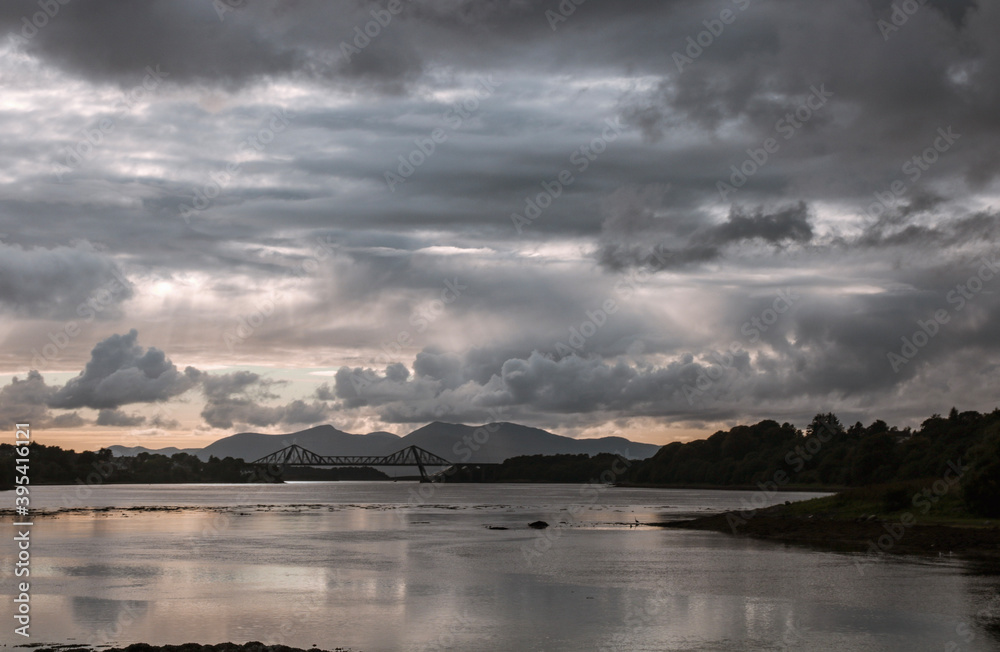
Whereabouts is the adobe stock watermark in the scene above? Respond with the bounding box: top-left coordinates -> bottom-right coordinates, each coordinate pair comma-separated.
853,459 -> 968,575
551,246 -> 672,358
876,0 -> 930,41
52,405 -> 178,512
725,416 -> 842,533
396,405 -> 509,526
178,108 -> 290,222
521,453 -> 633,564
597,590 -> 670,652
944,593 -> 1000,652
864,126 -> 961,220
346,278 -> 467,396
672,0 -> 753,73
6,0 -> 72,48
887,256 -> 998,372
224,236 -> 336,351
717,85 -> 833,201
684,288 -> 801,405
417,608 -> 479,652
384,75 -> 501,192
338,0 -> 413,63
29,266 -> 131,369
52,65 -> 169,180
510,117 -> 625,234
213,0 -> 244,21
544,0 -> 587,31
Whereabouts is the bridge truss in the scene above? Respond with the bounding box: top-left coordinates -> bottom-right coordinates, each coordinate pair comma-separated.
250,444 -> 456,482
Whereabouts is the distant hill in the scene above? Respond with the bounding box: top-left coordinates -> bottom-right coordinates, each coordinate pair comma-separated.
400,422 -> 657,462
200,425 -> 402,461
109,421 -> 660,463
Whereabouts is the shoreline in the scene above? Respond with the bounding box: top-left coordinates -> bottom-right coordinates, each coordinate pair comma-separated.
656,505 -> 1000,558
28,643 -> 351,652
615,481 -> 841,493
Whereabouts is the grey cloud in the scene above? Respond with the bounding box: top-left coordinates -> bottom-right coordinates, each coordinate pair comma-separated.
314,382 -> 337,402
333,364 -> 436,409
596,242 -> 719,273
95,409 -> 146,427
201,397 -> 334,430
0,370 -> 85,429
326,257 -> 1000,423
597,201 -> 814,271
148,414 -> 182,429
867,0 -> 978,29
48,330 -> 198,409
1,0 -> 999,439
199,369 -> 332,429
0,241 -> 132,319
854,210 -> 1000,249
200,369 -> 280,402
706,202 -> 813,246
334,349 -> 717,423
50,412 -> 87,428
1,0 -> 301,88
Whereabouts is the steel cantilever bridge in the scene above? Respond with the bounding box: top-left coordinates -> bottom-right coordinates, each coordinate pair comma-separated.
250,444 -> 498,482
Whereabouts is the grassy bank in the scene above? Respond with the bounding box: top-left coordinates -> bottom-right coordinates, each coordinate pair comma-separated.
615,481 -> 843,493
657,479 -> 1000,557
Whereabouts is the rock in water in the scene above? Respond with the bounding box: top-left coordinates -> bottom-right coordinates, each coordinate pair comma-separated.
528,520 -> 549,529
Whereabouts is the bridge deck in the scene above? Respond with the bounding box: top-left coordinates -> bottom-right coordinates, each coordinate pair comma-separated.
250,444 -> 499,482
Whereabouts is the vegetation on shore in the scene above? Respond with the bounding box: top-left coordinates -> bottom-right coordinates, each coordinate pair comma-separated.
662,480 -> 1000,556
482,452 -> 632,483
628,408 -> 1000,518
32,643 -> 349,652
0,442 -> 393,488
1,443 -> 268,486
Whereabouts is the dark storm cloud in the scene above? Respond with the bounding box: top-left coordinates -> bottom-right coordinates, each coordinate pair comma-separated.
331,347 -> 749,424
867,0 -> 978,28
1,0 -> 1000,438
327,259 -> 1000,424
48,330 -> 198,410
0,370 -> 85,429
853,210 -> 1000,249
0,0 -> 547,90
706,202 -> 813,246
0,242 -> 132,319
10,330 -> 339,430
597,201 -> 814,271
617,1 -> 1000,198
1,0 -> 301,88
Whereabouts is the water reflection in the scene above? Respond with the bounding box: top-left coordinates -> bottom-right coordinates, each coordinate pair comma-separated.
60,563 -> 162,579
70,596 -> 149,628
10,484 -> 1000,651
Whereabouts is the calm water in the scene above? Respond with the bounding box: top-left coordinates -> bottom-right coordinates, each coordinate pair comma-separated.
2,483 -> 999,651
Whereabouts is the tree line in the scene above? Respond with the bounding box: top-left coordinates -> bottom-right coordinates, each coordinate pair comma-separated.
0,444 -> 266,487
3,408 -> 998,516
626,408 -> 1000,516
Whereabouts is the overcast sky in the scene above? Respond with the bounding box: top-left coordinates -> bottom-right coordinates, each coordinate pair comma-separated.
1,0 -> 998,450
